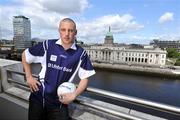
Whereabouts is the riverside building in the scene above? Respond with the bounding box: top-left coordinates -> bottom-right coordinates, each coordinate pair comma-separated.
83,28 -> 167,66
150,39 -> 180,52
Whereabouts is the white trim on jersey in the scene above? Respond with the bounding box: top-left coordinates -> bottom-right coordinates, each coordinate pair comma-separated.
78,67 -> 96,80
25,49 -> 45,64
25,49 -> 47,80
68,50 -> 85,82
38,52 -> 47,80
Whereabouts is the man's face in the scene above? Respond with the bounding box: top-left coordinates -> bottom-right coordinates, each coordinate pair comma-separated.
59,21 -> 77,45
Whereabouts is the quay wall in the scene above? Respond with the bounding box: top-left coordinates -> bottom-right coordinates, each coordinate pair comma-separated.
93,62 -> 180,78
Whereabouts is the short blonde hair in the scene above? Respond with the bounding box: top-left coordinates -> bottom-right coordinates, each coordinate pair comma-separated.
60,18 -> 76,29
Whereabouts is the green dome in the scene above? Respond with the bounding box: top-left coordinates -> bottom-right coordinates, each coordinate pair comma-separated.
106,26 -> 113,37
106,31 -> 113,37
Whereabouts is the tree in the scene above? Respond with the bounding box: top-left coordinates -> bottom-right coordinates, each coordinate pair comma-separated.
166,48 -> 180,58
175,59 -> 180,66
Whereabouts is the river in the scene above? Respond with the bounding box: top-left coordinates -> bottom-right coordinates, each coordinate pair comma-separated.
83,68 -> 180,107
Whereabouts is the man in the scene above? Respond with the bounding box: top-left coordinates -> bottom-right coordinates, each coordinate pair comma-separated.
22,18 -> 95,120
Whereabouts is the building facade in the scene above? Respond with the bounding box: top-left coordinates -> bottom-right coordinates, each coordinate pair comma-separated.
150,39 -> 180,52
13,15 -> 32,50
83,29 -> 167,66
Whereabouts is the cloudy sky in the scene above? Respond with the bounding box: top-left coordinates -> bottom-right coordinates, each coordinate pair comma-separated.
0,0 -> 180,44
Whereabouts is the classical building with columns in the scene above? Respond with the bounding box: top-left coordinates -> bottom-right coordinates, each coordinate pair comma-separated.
82,28 -> 167,66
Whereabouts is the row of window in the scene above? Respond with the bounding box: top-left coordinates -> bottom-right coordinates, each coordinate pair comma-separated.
87,49 -> 166,65
87,50 -> 166,59
125,57 -> 148,63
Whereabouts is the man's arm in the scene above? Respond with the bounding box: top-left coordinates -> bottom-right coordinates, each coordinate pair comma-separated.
59,78 -> 88,104
22,51 -> 41,92
75,78 -> 88,96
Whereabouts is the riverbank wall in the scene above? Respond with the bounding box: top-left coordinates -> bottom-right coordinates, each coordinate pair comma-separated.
93,62 -> 180,78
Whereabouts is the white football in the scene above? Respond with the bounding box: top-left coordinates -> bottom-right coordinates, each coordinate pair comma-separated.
57,82 -> 76,97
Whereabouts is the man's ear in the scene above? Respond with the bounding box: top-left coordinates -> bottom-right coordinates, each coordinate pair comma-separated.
75,29 -> 77,35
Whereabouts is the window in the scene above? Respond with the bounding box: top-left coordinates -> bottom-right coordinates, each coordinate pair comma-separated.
135,58 -> 137,62
162,55 -> 164,58
142,58 -> 144,62
117,53 -> 119,60
145,58 -> 147,63
125,57 -> 128,61
95,51 -> 97,58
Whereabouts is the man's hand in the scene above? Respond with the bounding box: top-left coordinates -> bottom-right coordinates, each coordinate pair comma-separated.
26,76 -> 41,92
59,92 -> 76,104
59,79 -> 88,104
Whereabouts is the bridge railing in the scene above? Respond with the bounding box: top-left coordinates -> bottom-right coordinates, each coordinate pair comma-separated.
3,69 -> 180,120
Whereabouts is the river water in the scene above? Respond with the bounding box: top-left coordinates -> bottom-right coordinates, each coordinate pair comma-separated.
84,68 -> 180,107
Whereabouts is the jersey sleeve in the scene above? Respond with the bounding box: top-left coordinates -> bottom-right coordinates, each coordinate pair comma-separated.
25,40 -> 48,64
78,51 -> 95,79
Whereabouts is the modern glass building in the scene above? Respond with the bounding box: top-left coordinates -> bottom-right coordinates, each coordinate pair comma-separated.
13,15 -> 32,50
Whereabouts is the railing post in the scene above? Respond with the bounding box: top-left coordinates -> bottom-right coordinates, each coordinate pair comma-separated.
0,65 -> 10,93
0,59 -> 22,92
1,66 -> 11,91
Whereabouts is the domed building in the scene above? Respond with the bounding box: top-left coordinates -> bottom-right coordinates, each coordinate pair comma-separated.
82,27 -> 167,66
104,27 -> 114,46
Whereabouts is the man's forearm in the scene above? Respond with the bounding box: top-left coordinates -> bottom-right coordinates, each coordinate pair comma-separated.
74,78 -> 88,97
22,51 -> 32,78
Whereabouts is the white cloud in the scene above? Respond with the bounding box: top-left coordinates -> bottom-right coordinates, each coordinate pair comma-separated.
0,5 -> 16,39
40,0 -> 89,14
118,35 -> 151,44
77,14 -> 144,43
3,0 -> 178,44
155,33 -> 180,41
0,0 -> 144,44
0,0 -> 89,39
148,31 -> 180,43
20,0 -> 89,14
158,12 -> 174,24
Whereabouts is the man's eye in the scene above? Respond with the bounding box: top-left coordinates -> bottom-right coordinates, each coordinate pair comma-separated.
61,29 -> 65,32
69,30 -> 74,32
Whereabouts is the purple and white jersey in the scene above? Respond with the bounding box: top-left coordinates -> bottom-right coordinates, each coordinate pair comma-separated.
25,39 -> 95,108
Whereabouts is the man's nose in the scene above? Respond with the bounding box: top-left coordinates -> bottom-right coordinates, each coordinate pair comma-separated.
65,30 -> 70,35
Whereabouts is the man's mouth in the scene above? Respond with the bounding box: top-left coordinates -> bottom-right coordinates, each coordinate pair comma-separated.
64,37 -> 69,40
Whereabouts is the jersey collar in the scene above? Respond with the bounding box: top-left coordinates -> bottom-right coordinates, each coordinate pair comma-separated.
56,39 -> 77,50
